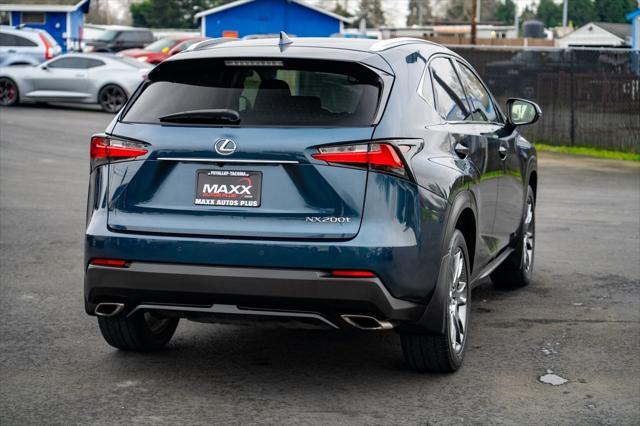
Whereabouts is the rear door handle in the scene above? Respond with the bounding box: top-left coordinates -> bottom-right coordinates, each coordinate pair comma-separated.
498,144 -> 508,160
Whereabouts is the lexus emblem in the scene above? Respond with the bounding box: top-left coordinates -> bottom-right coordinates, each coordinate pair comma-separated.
214,138 -> 237,156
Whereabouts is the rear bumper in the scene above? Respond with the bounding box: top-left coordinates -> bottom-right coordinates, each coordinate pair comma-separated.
84,262 -> 425,324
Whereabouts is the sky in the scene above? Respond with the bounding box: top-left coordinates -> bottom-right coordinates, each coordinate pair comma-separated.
308,0 -> 538,27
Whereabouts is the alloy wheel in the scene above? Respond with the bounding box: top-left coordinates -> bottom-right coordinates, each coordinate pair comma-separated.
448,248 -> 468,354
0,79 -> 17,106
100,85 -> 126,113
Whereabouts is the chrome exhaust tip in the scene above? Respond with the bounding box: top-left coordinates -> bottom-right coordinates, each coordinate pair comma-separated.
95,302 -> 125,317
341,314 -> 394,330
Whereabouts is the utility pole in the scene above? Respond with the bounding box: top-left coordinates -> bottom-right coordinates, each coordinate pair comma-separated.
562,0 -> 568,27
476,0 -> 481,23
471,0 -> 478,44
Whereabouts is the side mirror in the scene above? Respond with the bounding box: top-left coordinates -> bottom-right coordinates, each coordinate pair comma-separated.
41,64 -> 48,70
506,98 -> 541,127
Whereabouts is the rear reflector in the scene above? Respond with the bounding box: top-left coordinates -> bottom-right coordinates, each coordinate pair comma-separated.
90,258 -> 129,267
330,270 -> 376,278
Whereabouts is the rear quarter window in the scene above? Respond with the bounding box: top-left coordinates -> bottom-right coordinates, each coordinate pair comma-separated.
122,58 -> 383,127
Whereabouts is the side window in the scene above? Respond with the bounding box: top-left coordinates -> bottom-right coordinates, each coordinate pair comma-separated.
0,33 -> 14,46
85,58 -> 105,68
118,32 -> 135,43
48,57 -> 87,69
419,64 -> 434,106
456,62 -> 498,123
14,35 -> 38,47
429,57 -> 470,122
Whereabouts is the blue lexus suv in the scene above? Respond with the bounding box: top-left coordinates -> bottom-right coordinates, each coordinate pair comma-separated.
85,35 -> 540,372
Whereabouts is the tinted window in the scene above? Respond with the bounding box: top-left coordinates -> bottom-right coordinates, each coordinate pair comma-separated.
123,58 -> 382,126
456,62 -> 498,122
85,58 -> 105,68
48,57 -> 87,69
420,65 -> 434,106
0,33 -> 14,46
0,33 -> 37,47
96,30 -> 119,42
14,35 -> 37,47
430,57 -> 470,122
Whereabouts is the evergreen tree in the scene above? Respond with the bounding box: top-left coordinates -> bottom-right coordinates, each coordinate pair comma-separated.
332,2 -> 353,18
594,0 -> 636,23
130,0 -> 228,29
445,0 -> 471,21
407,0 -> 432,26
358,0 -> 386,27
479,0 -> 500,22
536,0 -> 563,27
567,0 -> 597,26
495,0 -> 516,24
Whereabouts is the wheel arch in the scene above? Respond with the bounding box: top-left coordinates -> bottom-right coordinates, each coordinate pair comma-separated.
398,189 -> 478,335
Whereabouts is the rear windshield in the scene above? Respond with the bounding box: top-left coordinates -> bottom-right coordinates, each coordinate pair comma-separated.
122,58 -> 382,126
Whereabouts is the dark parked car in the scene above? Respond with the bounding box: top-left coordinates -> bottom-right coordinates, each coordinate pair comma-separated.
85,27 -> 154,53
84,36 -> 541,373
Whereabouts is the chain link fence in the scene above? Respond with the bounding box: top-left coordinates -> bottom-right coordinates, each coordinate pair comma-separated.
450,46 -> 640,153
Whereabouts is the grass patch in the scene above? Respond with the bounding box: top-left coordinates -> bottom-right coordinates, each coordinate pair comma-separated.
534,143 -> 640,162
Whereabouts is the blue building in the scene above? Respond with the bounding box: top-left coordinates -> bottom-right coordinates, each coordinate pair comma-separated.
195,0 -> 352,38
627,8 -> 640,50
0,0 -> 90,52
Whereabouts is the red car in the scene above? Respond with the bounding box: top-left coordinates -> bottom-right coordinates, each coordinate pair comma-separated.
120,36 -> 205,64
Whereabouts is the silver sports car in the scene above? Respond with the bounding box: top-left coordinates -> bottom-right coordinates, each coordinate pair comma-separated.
0,53 -> 151,112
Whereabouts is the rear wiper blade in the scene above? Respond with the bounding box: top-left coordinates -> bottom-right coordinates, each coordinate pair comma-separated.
159,109 -> 241,124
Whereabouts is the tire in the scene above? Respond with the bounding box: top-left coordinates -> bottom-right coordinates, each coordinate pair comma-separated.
97,311 -> 179,351
400,230 -> 471,373
98,84 -> 127,113
0,77 -> 19,106
491,185 -> 535,289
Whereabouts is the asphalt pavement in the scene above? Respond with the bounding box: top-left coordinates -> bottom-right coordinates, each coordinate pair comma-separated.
1,105 -> 639,425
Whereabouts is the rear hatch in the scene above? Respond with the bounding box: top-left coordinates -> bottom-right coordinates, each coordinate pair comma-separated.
105,56 -> 385,240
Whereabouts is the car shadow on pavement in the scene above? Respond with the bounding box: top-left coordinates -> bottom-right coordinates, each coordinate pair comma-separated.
91,284 -> 512,384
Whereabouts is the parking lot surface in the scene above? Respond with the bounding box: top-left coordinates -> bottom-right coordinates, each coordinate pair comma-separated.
1,106 -> 639,425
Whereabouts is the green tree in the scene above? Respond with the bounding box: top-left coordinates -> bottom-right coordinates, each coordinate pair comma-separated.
131,0 -> 228,29
358,0 -> 386,27
445,0 -> 471,21
567,0 -> 597,26
332,2 -> 353,18
495,0 -> 516,24
406,0 -> 432,26
536,0 -> 563,27
479,0 -> 500,22
594,0 -> 636,23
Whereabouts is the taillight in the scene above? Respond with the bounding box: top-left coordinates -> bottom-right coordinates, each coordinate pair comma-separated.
90,134 -> 148,169
312,143 -> 406,178
38,33 -> 52,60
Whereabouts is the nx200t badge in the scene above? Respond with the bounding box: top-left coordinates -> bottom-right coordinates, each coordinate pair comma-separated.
305,217 -> 352,223
214,138 -> 237,155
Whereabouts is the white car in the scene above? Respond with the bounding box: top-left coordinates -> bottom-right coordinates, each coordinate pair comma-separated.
0,53 -> 151,112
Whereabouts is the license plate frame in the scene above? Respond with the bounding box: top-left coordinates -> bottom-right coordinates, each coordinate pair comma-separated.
194,170 -> 262,208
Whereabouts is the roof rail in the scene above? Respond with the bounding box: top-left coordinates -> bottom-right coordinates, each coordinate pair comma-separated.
369,37 -> 439,52
186,37 -> 236,52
